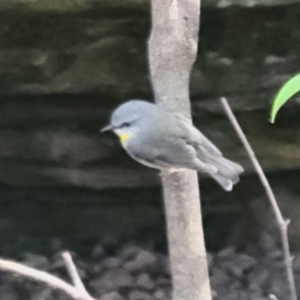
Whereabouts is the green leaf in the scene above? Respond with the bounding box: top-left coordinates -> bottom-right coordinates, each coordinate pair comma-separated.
270,73 -> 300,123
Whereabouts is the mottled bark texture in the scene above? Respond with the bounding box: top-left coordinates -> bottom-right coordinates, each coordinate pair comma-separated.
148,1 -> 212,300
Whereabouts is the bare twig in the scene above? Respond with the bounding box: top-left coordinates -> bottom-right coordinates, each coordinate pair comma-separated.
0,258 -> 80,299
0,252 -> 96,300
220,97 -> 297,300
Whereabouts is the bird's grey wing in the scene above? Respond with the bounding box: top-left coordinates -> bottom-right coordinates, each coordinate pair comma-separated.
126,136 -> 193,168
171,113 -> 243,190
126,124 -> 218,174
173,113 -> 243,176
126,133 -> 217,174
173,113 -> 222,157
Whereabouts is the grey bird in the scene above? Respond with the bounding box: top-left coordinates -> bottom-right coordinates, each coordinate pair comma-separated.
101,100 -> 244,191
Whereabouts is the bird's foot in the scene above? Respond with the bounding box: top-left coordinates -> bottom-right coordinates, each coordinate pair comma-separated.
159,168 -> 187,179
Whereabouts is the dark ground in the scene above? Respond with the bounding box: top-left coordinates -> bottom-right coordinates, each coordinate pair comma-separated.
0,231 -> 299,300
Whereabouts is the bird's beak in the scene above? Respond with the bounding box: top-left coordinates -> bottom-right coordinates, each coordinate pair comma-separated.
100,124 -> 113,132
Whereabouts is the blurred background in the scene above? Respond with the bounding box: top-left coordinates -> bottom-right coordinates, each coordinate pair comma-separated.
1,1 -> 300,299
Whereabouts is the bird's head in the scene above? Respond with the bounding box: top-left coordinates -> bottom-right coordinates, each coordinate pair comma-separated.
101,100 -> 154,144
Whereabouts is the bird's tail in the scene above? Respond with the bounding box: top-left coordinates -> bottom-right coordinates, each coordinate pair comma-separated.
208,157 -> 244,191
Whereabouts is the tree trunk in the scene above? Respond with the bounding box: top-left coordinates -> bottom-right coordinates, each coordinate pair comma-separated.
148,1 -> 212,300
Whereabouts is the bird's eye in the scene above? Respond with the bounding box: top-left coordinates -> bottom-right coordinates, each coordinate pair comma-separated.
121,122 -> 131,128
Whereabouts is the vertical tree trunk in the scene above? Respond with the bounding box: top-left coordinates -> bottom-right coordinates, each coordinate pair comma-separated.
148,1 -> 212,300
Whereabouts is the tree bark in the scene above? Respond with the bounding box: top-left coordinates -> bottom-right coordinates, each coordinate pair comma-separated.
148,1 -> 212,300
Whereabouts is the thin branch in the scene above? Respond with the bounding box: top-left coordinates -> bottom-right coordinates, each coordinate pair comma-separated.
0,258 -> 80,299
220,97 -> 297,300
0,252 -> 96,300
62,252 -> 94,300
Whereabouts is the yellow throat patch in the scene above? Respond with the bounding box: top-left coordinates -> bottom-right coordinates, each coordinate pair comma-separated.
118,132 -> 131,144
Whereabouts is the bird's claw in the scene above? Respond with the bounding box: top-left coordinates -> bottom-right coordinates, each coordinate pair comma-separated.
159,168 -> 187,179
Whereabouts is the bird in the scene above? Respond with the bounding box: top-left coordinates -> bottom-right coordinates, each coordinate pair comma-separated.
101,100 -> 244,191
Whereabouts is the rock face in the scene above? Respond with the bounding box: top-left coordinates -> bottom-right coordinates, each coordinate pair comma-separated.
1,1 -> 300,248
0,4 -> 300,189
1,0 -> 299,13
